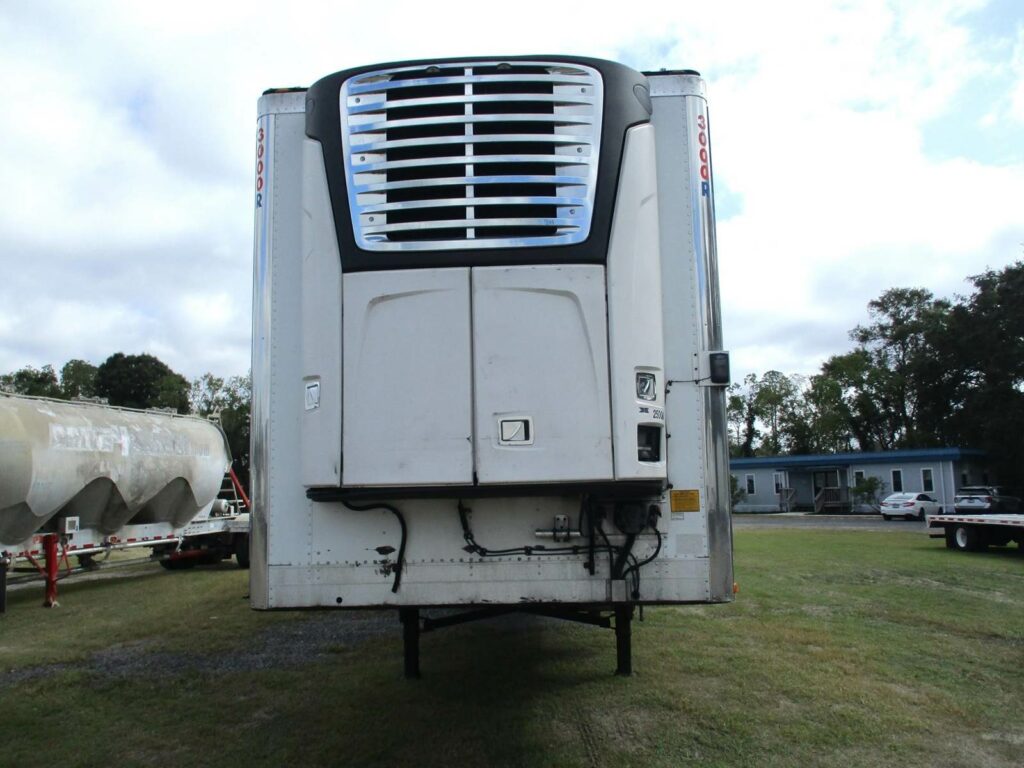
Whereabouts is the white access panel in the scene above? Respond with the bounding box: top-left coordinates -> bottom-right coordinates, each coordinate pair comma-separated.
342,268 -> 473,486
604,123 -> 666,481
472,265 -> 613,484
300,138 -> 343,487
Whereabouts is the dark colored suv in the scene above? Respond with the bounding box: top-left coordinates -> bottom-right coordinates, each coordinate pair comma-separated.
953,486 -> 1020,514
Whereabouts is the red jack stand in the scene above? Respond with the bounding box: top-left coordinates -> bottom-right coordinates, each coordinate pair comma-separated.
228,466 -> 251,510
42,533 -> 60,608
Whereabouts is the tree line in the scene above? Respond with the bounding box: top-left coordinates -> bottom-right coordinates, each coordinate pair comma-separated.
729,260 -> 1023,485
0,353 -> 251,489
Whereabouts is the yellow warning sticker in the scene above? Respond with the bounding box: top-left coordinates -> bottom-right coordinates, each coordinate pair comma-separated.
670,489 -> 700,512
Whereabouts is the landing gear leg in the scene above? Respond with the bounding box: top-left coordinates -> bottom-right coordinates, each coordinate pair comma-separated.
615,603 -> 633,676
400,607 -> 421,679
43,533 -> 60,608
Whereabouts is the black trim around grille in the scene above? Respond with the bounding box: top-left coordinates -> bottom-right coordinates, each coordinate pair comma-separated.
305,55 -> 652,272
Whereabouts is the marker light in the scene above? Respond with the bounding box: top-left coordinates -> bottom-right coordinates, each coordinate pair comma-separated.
709,352 -> 731,385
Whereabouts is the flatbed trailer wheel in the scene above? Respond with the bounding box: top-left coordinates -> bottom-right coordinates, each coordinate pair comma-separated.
951,524 -> 983,552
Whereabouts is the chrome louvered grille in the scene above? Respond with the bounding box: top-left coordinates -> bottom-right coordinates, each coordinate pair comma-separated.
340,61 -> 603,251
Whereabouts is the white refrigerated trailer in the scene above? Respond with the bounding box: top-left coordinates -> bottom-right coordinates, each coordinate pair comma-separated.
251,56 -> 733,675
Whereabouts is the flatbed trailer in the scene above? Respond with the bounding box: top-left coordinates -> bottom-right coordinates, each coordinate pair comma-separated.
927,513 -> 1024,552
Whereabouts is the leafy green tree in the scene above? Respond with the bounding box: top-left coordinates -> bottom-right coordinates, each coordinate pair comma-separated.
847,287 -> 950,449
730,474 -> 747,508
780,372 -> 856,455
803,374 -> 855,453
752,370 -> 798,455
940,262 -> 1024,484
0,365 -> 62,397
728,374 -> 761,457
60,359 -> 98,399
191,372 -> 252,490
94,353 -> 190,412
821,350 -> 888,450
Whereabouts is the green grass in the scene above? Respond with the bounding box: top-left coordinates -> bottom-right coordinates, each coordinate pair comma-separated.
1,531 -> 1021,767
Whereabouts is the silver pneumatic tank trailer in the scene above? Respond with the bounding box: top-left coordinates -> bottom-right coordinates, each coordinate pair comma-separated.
251,57 -> 733,676
0,393 -> 247,610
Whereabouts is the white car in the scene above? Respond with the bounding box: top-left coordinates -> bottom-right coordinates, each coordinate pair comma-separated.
880,492 -> 943,521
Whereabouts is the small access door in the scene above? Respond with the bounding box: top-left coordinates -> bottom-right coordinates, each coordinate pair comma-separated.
341,268 -> 474,486
472,265 -> 614,484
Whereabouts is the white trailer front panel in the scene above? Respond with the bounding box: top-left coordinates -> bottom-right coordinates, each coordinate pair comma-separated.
251,59 -> 732,610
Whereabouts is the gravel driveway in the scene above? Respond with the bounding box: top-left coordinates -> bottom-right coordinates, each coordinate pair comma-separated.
0,609 -> 397,689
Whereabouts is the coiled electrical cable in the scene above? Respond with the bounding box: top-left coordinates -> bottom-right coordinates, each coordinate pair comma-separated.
620,520 -> 663,599
341,500 -> 407,593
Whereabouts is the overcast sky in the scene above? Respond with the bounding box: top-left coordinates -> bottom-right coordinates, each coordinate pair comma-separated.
1,0 -> 1022,383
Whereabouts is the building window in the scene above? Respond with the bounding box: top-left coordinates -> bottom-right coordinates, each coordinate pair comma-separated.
746,474 -> 755,495
891,469 -> 903,493
853,470 -> 865,486
961,471 -> 968,486
921,468 -> 934,493
773,472 -> 785,493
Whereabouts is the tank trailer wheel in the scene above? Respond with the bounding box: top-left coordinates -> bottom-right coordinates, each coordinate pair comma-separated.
160,557 -> 197,571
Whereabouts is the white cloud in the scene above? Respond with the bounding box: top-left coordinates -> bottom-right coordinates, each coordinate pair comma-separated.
1,0 -> 1022,382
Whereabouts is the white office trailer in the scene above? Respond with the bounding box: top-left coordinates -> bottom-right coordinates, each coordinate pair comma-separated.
251,57 -> 733,675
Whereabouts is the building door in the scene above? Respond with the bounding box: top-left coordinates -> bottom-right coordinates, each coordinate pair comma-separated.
813,470 -> 839,493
